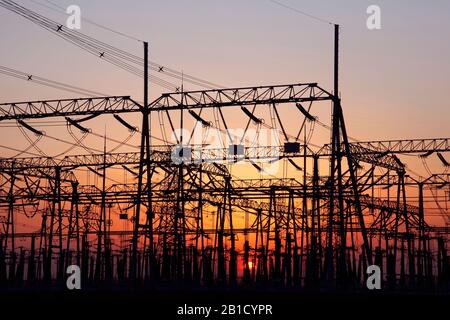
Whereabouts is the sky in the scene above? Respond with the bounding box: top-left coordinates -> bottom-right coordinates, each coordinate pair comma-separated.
1,0 -> 449,137
0,0 -> 449,232
0,0 -> 449,173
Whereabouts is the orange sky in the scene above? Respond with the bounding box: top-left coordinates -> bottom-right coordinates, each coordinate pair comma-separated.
1,0 -> 449,234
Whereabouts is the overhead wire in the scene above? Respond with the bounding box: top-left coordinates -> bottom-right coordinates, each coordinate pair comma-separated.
1,1 -> 362,145
37,0 -> 143,42
0,1 -> 175,90
269,0 -> 335,26
1,0 -> 222,90
0,65 -> 109,96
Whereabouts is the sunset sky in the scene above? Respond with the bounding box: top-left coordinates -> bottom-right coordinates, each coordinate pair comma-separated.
1,0 -> 449,177
1,1 -> 450,297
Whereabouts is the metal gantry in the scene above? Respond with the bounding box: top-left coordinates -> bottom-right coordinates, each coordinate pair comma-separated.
0,82 -> 448,289
0,0 -> 448,293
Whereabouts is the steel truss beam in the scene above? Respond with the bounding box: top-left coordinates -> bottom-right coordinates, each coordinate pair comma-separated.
0,84 -> 331,120
150,83 -> 333,110
0,96 -> 142,120
0,143 -> 403,173
347,138 -> 450,154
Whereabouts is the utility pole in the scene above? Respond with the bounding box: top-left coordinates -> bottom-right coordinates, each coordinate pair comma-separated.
332,24 -> 373,270
131,41 -> 149,282
326,23 -> 341,283
328,24 -> 373,285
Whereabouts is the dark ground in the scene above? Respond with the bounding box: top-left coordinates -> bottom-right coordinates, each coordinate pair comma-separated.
0,288 -> 448,319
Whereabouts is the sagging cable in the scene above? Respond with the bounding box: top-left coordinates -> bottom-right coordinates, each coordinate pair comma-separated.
437,152 -> 449,167
130,166 -> 148,177
376,150 -> 390,158
66,117 -> 91,133
241,106 -> 262,124
296,103 -> 315,121
251,162 -> 262,172
75,113 -> 100,123
437,181 -> 448,189
189,110 -> 210,127
288,158 -> 302,171
114,114 -> 138,131
97,163 -> 114,169
17,120 -> 44,135
87,166 -> 104,177
420,150 -> 434,158
122,165 -> 138,176
392,155 -> 404,167
353,160 -> 363,170
213,163 -> 229,174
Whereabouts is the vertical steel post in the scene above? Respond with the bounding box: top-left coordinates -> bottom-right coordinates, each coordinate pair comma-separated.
131,41 -> 149,282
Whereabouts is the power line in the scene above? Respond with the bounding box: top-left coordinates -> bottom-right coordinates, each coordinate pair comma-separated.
269,0 -> 335,25
38,0 -> 143,42
2,0 -> 223,90
0,65 -> 110,96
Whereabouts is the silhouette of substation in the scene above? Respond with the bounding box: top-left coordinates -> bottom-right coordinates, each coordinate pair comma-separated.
0,1 -> 449,292
0,84 -> 449,291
